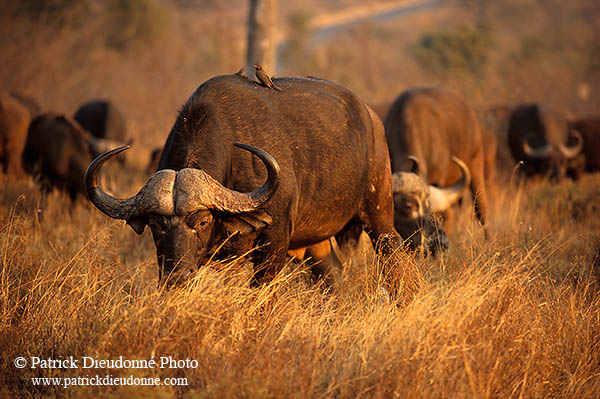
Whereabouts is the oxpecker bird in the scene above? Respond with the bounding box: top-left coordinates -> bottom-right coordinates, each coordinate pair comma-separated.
254,64 -> 281,91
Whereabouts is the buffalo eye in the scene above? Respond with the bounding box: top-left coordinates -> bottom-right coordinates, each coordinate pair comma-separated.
187,210 -> 212,231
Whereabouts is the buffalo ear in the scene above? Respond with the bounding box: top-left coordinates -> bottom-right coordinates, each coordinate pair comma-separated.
127,216 -> 148,235
221,210 -> 273,236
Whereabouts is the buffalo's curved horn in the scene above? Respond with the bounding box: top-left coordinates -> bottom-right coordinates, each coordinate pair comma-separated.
429,156 -> 471,213
175,143 -> 280,214
522,134 -> 550,159
85,145 -> 177,219
558,129 -> 583,159
407,155 -> 421,175
86,144 -> 280,219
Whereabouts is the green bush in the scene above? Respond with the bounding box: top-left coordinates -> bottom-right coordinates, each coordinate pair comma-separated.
106,0 -> 168,51
412,24 -> 493,76
2,0 -> 91,30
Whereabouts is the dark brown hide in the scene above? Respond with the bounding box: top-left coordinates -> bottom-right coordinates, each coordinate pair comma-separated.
22,113 -> 96,200
569,116 -> 600,172
74,99 -> 128,143
384,87 -> 488,228
0,92 -> 30,176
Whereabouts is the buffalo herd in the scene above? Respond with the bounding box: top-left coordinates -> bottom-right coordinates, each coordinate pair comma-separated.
1,72 -> 598,287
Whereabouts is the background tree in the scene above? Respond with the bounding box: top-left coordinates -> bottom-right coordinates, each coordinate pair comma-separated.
245,0 -> 278,79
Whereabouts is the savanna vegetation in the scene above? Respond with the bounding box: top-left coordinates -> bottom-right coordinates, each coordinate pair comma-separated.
1,0 -> 599,397
1,161 -> 599,398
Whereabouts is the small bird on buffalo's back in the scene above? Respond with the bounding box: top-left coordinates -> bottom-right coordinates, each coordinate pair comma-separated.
254,64 -> 282,91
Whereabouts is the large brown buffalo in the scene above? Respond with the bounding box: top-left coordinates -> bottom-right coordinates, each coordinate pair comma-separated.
85,74 -> 400,286
22,113 -> 121,200
384,87 -> 488,241
507,103 -> 584,181
569,116 -> 600,172
0,91 -> 31,176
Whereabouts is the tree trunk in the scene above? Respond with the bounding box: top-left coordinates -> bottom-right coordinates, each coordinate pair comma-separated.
245,0 -> 278,80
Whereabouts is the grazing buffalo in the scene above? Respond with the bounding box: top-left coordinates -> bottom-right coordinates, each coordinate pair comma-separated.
85,74 -> 400,286
22,113 -> 122,200
507,103 -> 584,181
384,87 -> 488,240
74,99 -> 129,143
391,156 -> 470,255
0,91 -> 31,176
569,116 -> 600,172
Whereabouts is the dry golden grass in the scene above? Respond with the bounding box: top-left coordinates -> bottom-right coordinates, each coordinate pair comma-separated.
1,171 -> 599,398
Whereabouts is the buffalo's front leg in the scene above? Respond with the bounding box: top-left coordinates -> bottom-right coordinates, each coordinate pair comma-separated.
251,226 -> 291,285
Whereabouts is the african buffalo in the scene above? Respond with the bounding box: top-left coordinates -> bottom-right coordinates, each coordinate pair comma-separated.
0,91 -> 31,176
22,113 -> 122,200
74,99 -> 129,143
85,74 -> 400,286
384,87 -> 488,240
391,156 -> 471,255
507,103 -> 584,181
569,116 -> 600,172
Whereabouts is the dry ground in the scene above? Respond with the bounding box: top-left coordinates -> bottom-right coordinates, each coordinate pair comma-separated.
1,170 -> 599,398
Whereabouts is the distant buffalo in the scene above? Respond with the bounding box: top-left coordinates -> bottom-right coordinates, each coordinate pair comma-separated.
569,116 -> 600,173
0,91 -> 31,176
507,103 -> 584,181
384,87 -> 489,247
22,113 -> 122,200
74,99 -> 129,143
85,74 -> 400,286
